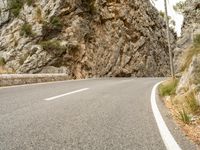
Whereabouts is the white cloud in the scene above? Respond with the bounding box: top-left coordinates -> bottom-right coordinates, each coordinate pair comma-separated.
152,0 -> 185,36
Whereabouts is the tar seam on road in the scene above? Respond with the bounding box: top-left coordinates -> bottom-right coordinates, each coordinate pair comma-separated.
151,82 -> 182,150
44,88 -> 89,101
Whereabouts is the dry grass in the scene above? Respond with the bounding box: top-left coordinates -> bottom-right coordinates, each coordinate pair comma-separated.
172,92 -> 200,127
162,91 -> 200,145
0,67 -> 8,74
186,92 -> 200,114
0,66 -> 14,74
159,78 -> 179,96
179,109 -> 191,124
35,7 -> 43,23
173,91 -> 200,115
165,97 -> 200,145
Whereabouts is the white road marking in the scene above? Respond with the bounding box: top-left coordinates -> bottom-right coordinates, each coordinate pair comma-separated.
151,82 -> 182,150
44,88 -> 89,101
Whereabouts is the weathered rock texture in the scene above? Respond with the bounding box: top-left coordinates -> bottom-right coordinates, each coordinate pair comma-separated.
174,0 -> 200,104
0,0 -> 9,26
174,0 -> 200,73
0,0 -> 174,78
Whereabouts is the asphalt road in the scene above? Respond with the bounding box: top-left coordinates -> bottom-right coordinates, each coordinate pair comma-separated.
0,78 -> 197,150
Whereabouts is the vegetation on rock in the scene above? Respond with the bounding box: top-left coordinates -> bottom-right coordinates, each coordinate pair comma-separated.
0,57 -> 6,66
8,0 -> 35,17
20,23 -> 33,37
173,1 -> 186,14
40,40 -> 66,52
42,16 -> 63,39
8,0 -> 24,17
194,34 -> 200,46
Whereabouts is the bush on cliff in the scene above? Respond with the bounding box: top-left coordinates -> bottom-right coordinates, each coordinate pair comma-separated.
20,23 -> 33,37
0,57 -> 6,66
42,16 -> 63,39
8,0 -> 35,17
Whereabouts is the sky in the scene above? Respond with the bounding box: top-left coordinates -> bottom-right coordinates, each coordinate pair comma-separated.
152,0 -> 186,36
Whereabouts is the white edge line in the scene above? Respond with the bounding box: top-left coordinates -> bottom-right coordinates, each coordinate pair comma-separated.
44,88 -> 89,101
151,81 -> 182,150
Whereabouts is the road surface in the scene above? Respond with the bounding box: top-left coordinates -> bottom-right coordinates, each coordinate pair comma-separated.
0,78 -> 197,150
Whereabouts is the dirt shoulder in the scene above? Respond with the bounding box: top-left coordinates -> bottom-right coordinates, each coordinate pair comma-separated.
159,79 -> 200,147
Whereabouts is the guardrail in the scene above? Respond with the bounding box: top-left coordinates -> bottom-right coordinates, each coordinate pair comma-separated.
0,74 -> 69,87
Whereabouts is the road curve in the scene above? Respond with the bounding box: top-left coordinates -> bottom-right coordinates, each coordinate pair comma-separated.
0,78 -> 196,150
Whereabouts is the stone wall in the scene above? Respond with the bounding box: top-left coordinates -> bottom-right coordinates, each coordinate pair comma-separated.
0,74 -> 68,86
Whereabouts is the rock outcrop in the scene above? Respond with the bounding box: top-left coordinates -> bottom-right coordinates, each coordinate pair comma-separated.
0,0 -> 175,78
174,0 -> 200,73
174,0 -> 200,104
0,0 -> 9,26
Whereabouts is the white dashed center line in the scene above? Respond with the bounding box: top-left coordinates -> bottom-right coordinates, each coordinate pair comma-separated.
44,88 -> 89,101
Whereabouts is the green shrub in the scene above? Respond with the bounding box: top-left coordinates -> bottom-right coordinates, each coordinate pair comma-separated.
26,0 -> 34,6
159,79 -> 179,96
41,40 -> 60,50
20,23 -> 33,37
19,53 -> 29,65
159,11 -> 165,18
42,16 -> 63,39
50,17 -> 63,29
8,0 -> 34,17
43,16 -> 63,32
0,57 -> 6,66
8,0 -> 24,17
194,34 -> 200,47
40,40 -> 66,53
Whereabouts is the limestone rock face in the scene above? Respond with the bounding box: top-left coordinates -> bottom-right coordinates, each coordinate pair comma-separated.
175,0 -> 200,104
177,54 -> 200,92
0,0 -> 9,26
0,0 -> 174,78
174,0 -> 200,73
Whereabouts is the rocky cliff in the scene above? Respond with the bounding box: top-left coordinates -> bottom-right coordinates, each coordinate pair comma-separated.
174,0 -> 200,103
0,0 -> 174,78
174,0 -> 200,72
